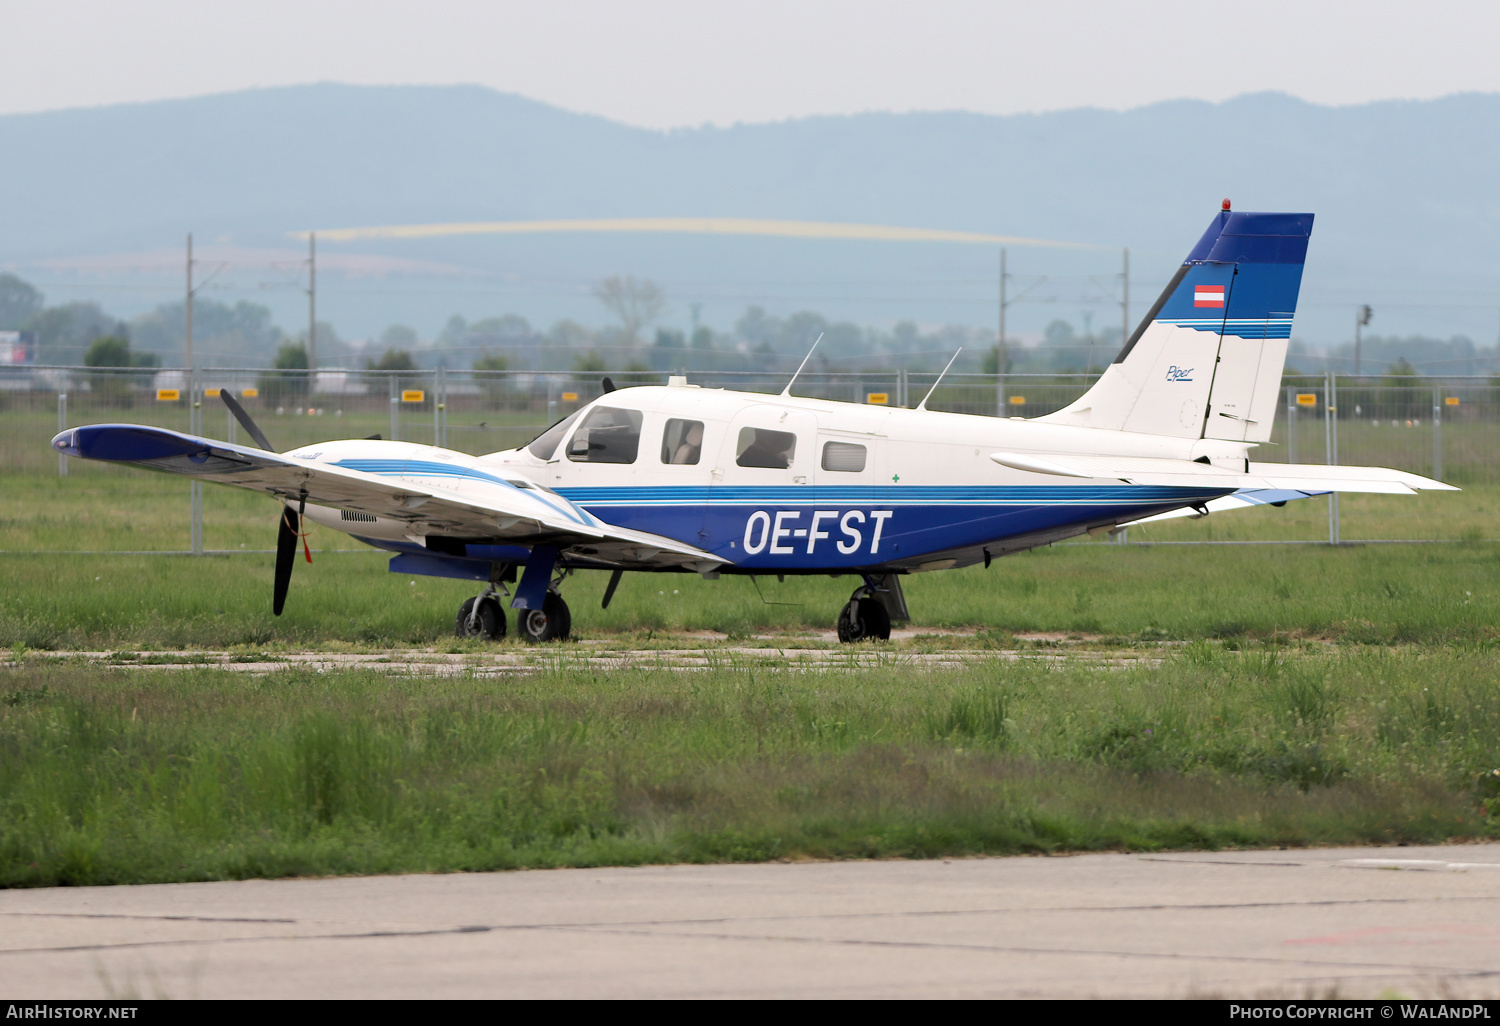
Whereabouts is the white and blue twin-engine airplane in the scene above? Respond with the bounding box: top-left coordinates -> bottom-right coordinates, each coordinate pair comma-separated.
52,203 -> 1454,642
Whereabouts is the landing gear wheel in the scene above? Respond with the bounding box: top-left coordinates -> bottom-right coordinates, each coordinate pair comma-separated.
455,597 -> 506,640
837,596 -> 891,643
519,592 -> 571,643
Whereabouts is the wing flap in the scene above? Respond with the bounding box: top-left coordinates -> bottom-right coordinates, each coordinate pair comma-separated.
1120,488 -> 1325,527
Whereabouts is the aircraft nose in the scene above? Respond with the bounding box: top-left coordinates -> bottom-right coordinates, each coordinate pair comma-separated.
50,429 -> 79,456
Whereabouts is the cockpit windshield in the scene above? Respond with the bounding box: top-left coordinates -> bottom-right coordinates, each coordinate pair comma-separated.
525,408 -> 586,460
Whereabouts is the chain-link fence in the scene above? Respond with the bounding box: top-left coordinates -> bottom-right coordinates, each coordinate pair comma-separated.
4,364 -> 1495,547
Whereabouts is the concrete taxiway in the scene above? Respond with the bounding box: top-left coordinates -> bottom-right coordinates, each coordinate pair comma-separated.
3,843 -> 1500,998
4,633 -> 1163,677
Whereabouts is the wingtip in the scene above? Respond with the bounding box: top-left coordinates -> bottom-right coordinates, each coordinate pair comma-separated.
50,429 -> 79,457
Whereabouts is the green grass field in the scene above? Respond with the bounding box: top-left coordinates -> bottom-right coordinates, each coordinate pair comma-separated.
3,649 -> 1498,887
0,541 -> 1496,650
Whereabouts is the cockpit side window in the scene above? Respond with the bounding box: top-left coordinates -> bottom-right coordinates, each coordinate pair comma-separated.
566,406 -> 643,464
821,441 -> 867,472
526,408 -> 585,460
661,419 -> 705,465
736,427 -> 797,469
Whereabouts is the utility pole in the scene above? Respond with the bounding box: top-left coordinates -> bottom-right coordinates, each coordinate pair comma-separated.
185,232 -> 202,556
1354,304 -> 1372,377
185,233 -> 193,370
1121,247 -> 1130,351
996,248 -> 1007,415
184,234 -> 227,366
307,232 -> 317,373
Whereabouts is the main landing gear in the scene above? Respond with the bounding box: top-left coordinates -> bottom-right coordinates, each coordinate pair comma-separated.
454,577 -> 573,643
837,574 -> 906,643
456,583 -> 507,640
517,591 -> 571,643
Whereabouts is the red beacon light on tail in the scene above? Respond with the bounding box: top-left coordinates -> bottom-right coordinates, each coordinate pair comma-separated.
1222,198 -> 1232,211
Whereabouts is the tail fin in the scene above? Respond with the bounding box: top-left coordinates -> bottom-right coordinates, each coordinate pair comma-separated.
1039,205 -> 1313,441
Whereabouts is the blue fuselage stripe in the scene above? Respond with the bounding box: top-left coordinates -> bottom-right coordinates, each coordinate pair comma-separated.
555,485 -> 1225,568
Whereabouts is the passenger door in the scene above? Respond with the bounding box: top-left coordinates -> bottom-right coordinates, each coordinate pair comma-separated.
708,405 -> 817,564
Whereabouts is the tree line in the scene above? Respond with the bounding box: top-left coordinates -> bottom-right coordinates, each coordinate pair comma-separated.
6,270 -> 1494,378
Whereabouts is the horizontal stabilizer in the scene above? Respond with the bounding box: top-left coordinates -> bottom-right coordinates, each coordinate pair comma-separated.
991,451 -> 1455,495
1246,461 -> 1456,493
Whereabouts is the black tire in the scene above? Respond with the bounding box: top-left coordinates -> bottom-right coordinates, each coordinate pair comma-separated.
519,592 -> 570,643
455,597 -> 506,640
836,596 -> 891,643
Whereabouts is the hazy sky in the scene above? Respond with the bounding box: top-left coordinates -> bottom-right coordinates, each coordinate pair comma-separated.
4,0 -> 1499,128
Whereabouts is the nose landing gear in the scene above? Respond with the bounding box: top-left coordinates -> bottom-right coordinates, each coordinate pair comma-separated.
836,575 -> 897,643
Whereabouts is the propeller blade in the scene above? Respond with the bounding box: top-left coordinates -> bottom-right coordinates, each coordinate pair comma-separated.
219,390 -> 276,451
601,376 -> 615,393
272,501 -> 301,616
601,568 -> 623,609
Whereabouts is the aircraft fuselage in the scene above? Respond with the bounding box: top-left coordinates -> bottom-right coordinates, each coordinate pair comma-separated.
294,384 -> 1249,575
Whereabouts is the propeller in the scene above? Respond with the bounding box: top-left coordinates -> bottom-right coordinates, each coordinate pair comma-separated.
217,392 -> 308,616
219,389 -> 275,451
273,493 -> 307,617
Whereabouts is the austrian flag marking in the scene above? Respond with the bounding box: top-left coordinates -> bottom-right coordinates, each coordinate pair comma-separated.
1194,284 -> 1226,308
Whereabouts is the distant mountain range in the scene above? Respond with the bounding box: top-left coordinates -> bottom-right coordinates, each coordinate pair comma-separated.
2,83 -> 1498,350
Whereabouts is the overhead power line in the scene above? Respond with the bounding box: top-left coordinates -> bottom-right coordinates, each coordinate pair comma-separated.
295,217 -> 1098,249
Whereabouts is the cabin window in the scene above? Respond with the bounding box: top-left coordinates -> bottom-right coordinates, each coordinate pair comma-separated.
661,419 -> 705,465
821,441 -> 867,472
566,406 -> 643,464
526,408 -> 585,459
736,427 -> 797,469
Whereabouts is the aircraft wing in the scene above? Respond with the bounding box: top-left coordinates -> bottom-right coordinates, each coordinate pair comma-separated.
52,424 -> 727,570
990,452 -> 1456,495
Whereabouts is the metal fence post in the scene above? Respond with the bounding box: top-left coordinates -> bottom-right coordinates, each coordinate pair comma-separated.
190,364 -> 203,556
1432,385 -> 1443,482
388,373 -> 399,442
1285,385 -> 1297,464
56,392 -> 68,477
433,368 -> 441,446
1326,371 -> 1339,545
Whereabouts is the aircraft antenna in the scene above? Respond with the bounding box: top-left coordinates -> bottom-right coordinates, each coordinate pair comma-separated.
779,333 -> 824,397
915,348 -> 964,411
